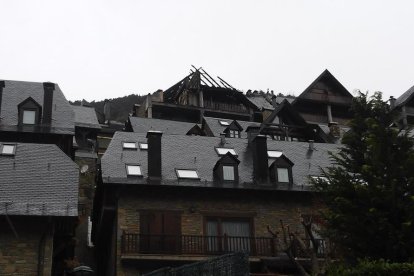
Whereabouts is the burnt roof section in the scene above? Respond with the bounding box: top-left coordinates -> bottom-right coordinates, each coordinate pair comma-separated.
203,116 -> 261,138
0,142 -> 78,216
102,132 -> 339,191
0,79 -> 75,134
72,105 -> 101,129
395,85 -> 414,108
293,69 -> 353,104
128,116 -> 199,135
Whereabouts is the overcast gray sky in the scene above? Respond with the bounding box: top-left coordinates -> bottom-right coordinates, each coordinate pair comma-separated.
0,0 -> 413,101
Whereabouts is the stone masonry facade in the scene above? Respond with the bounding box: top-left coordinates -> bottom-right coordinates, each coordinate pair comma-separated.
115,187 -> 316,275
0,217 -> 53,276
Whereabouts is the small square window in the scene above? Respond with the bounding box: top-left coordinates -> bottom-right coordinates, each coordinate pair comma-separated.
268,150 -> 283,158
216,148 -> 237,156
123,142 -> 137,149
176,169 -> 199,179
219,120 -> 230,126
223,166 -> 235,181
277,168 -> 289,183
1,144 -> 16,155
139,143 -> 148,150
23,110 -> 36,125
126,165 -> 142,176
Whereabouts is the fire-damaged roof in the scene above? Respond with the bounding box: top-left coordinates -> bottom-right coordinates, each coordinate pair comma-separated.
162,67 -> 259,111
0,142 -> 78,216
72,105 -> 101,129
101,131 -> 339,191
0,80 -> 75,134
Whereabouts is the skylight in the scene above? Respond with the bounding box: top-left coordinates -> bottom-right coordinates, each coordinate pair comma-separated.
219,120 -> 230,126
310,176 -> 329,185
139,143 -> 148,150
176,169 -> 199,179
1,144 -> 16,155
126,165 -> 142,176
123,142 -> 137,149
267,150 -> 283,158
216,148 -> 237,156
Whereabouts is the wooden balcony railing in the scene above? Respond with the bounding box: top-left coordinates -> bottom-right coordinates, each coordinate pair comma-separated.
121,233 -> 277,257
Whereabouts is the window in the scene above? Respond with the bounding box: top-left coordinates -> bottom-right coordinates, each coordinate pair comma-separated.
268,150 -> 283,158
176,169 -> 199,179
223,166 -> 235,181
139,143 -> 148,150
22,110 -> 36,124
219,120 -> 230,126
126,164 -> 142,176
18,97 -> 42,125
228,130 -> 240,138
0,144 -> 16,155
310,176 -> 329,185
216,148 -> 237,156
123,142 -> 137,149
277,168 -> 289,183
206,217 -> 252,252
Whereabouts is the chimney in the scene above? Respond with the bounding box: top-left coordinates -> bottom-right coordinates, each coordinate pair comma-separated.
0,81 -> 4,119
308,140 -> 314,151
219,133 -> 226,146
252,135 -> 268,184
147,130 -> 163,180
42,82 -> 55,125
389,96 -> 396,109
329,122 -> 340,138
246,126 -> 261,146
103,99 -> 111,124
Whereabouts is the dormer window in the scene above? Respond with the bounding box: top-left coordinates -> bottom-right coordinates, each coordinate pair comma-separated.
269,154 -> 294,185
223,165 -> 235,181
123,142 -> 137,150
18,97 -> 42,125
126,164 -> 142,176
0,144 -> 16,155
176,169 -> 199,179
229,130 -> 240,138
23,110 -> 36,124
214,152 -> 240,183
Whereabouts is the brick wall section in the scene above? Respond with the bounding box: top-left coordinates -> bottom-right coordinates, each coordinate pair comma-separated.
0,217 -> 53,276
115,186 -> 316,275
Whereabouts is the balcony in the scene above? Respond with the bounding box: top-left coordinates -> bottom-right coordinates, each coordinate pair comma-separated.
121,233 -> 277,257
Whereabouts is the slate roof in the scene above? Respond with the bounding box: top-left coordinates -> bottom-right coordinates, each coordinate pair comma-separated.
0,142 -> 78,216
203,117 -> 260,138
395,85 -> 414,108
129,117 -> 197,135
72,105 -> 101,129
0,80 -> 75,134
102,131 -> 339,191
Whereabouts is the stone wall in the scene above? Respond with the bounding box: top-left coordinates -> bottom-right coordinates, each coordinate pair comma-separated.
115,186 -> 317,275
0,216 -> 53,276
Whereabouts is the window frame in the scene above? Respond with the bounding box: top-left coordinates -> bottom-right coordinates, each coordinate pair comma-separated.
175,169 -> 200,180
222,165 -> 235,181
22,110 -> 37,125
0,143 -> 16,156
122,142 -> 138,150
125,164 -> 142,177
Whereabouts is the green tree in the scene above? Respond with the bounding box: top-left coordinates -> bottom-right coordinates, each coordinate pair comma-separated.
315,92 -> 414,262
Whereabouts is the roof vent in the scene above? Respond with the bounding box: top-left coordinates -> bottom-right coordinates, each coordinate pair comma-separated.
308,140 -> 314,151
219,133 -> 226,146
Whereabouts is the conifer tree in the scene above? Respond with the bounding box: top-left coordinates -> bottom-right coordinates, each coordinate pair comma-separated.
315,92 -> 414,262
